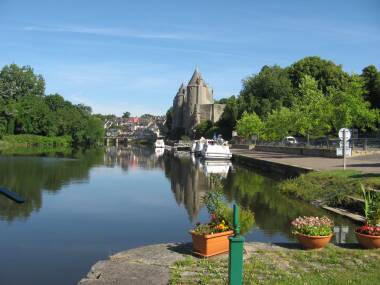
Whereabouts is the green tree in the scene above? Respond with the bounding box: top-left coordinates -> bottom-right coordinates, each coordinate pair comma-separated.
287,56 -> 349,94
122,111 -> 131,118
239,65 -> 294,117
217,96 -> 238,139
263,107 -> 296,141
361,65 -> 380,109
292,75 -> 330,142
326,75 -> 378,132
236,111 -> 263,140
0,64 -> 45,100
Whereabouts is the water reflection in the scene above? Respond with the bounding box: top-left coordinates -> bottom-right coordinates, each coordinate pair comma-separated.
0,149 -> 103,222
0,145 -> 358,241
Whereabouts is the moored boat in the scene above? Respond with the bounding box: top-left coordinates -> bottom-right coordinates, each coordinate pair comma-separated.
201,139 -> 232,160
154,138 -> 165,148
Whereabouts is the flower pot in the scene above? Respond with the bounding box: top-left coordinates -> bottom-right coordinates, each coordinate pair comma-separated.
296,233 -> 333,250
355,231 -> 380,249
189,230 -> 234,257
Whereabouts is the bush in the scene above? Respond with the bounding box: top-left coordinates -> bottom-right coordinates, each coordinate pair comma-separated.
2,134 -> 72,147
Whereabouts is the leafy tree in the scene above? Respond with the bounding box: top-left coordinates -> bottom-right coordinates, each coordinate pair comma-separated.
165,108 -> 172,130
239,65 -> 294,117
361,65 -> 380,109
0,64 -> 45,100
194,120 -> 215,139
217,96 -> 238,139
326,75 -> 378,133
122,111 -> 131,118
236,111 -> 263,140
287,56 -> 349,94
263,107 -> 296,141
292,75 -> 330,142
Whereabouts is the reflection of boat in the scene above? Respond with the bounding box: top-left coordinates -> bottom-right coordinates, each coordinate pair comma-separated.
155,148 -> 165,157
203,161 -> 232,177
155,139 -> 165,148
201,139 -> 232,160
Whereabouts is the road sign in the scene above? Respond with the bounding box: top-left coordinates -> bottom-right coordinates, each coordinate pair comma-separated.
336,147 -> 352,157
339,128 -> 351,141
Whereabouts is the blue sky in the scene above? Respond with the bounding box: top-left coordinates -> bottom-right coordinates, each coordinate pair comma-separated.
0,0 -> 379,116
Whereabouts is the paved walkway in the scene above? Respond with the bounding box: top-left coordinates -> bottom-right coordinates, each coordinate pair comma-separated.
232,149 -> 380,174
77,242 -> 289,285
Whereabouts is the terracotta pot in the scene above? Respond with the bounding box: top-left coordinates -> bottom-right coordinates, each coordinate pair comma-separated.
355,231 -> 380,249
296,233 -> 333,250
189,230 -> 234,257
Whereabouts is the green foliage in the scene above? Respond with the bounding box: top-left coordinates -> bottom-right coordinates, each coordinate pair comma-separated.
361,184 -> 380,226
262,107 -> 295,141
239,65 -> 294,117
0,64 -> 104,146
2,134 -> 71,147
287,56 -> 349,93
194,120 -> 217,139
327,75 -> 378,133
279,170 -> 380,207
236,111 -> 263,139
122,111 -> 131,118
217,96 -> 238,140
361,65 -> 380,109
196,189 -> 255,236
291,216 -> 334,236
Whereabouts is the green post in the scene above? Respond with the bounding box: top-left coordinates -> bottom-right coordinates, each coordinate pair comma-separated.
229,204 -> 244,285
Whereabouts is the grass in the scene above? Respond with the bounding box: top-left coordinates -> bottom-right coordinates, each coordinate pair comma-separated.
0,134 -> 72,147
169,245 -> 380,285
278,170 -> 380,207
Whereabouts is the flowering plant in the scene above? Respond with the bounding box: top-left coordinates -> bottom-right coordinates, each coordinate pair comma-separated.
356,225 -> 380,236
291,216 -> 334,236
192,190 -> 254,236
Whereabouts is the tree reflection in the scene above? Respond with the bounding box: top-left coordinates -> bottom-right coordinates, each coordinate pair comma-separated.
0,149 -> 103,222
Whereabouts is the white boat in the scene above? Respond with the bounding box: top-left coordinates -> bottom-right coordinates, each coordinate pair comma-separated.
154,139 -> 165,148
192,137 -> 206,156
201,139 -> 232,160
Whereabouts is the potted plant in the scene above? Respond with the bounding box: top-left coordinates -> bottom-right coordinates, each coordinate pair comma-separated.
355,185 -> 380,249
189,190 -> 254,257
291,216 -> 334,249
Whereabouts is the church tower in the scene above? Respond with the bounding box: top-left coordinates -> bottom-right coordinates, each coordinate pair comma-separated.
172,83 -> 186,129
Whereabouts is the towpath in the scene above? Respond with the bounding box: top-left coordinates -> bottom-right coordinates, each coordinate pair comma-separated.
232,149 -> 380,174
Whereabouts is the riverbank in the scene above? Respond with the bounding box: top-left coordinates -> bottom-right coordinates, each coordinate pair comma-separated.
0,134 -> 72,147
231,149 -> 380,174
78,242 -> 380,285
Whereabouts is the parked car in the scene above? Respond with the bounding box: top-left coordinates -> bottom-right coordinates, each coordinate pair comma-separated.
284,136 -> 298,145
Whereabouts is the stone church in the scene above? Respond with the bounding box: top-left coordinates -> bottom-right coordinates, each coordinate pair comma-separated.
171,69 -> 225,135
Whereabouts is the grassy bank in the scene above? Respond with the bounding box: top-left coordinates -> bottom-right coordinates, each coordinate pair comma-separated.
170,245 -> 380,285
278,170 -> 380,207
0,134 -> 72,148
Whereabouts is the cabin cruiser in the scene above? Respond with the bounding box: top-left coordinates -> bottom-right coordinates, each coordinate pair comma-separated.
201,138 -> 232,160
191,137 -> 206,156
154,138 -> 165,148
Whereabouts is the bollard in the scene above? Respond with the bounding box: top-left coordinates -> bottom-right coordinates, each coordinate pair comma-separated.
228,204 -> 244,285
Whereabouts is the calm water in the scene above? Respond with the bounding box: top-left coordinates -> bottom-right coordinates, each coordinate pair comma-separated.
0,146 -> 358,285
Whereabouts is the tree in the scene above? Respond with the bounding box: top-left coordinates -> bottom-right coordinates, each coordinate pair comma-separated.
287,56 -> 349,94
326,75 -> 378,133
217,96 -> 238,139
263,107 -> 296,141
239,65 -> 294,117
361,65 -> 380,109
194,120 -> 215,139
0,64 -> 45,100
236,111 -> 263,140
292,75 -> 330,142
122,111 -> 131,118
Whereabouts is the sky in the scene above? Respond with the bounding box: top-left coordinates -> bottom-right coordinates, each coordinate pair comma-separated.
0,0 -> 379,116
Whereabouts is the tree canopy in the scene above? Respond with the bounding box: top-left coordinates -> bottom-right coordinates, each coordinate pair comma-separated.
0,64 -> 104,145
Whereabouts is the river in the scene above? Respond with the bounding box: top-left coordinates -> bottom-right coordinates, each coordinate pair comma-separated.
0,146 -> 358,285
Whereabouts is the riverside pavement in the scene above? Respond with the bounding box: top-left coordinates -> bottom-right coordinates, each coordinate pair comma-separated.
231,149 -> 380,174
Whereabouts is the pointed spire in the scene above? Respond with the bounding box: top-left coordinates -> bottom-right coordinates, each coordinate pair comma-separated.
188,68 -> 202,85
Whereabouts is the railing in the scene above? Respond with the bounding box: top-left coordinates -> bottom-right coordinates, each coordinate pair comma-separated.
255,138 -> 380,151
